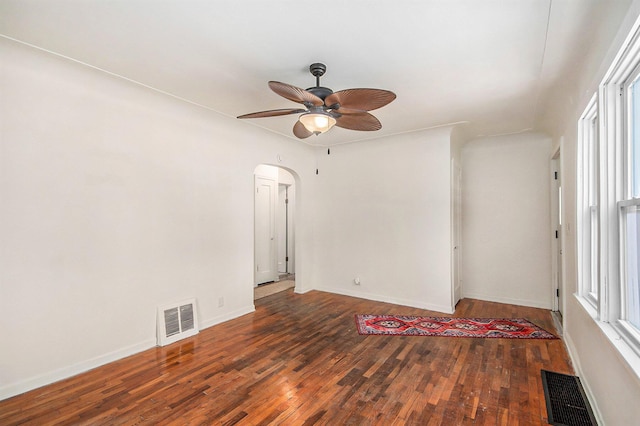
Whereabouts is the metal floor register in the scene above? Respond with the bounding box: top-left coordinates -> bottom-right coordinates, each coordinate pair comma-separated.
541,370 -> 597,426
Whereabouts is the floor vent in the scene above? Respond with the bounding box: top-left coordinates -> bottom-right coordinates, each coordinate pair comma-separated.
157,299 -> 199,346
541,370 -> 597,426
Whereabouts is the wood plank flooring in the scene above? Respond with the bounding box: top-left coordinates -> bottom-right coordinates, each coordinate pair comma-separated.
0,290 -> 573,425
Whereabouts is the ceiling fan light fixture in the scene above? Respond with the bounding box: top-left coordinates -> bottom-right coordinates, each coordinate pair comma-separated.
299,112 -> 336,134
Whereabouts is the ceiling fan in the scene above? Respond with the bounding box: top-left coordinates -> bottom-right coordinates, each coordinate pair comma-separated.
237,63 -> 396,139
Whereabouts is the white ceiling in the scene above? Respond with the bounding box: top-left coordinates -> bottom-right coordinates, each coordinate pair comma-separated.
0,0 -> 619,146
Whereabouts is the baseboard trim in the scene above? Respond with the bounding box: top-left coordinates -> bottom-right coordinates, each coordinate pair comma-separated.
199,305 -> 255,329
315,286 -> 454,314
462,291 -> 551,309
0,304 -> 256,402
0,338 -> 156,401
293,286 -> 313,295
563,331 -> 604,425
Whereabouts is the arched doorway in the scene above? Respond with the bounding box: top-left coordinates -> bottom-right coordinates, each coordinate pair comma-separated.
253,164 -> 297,299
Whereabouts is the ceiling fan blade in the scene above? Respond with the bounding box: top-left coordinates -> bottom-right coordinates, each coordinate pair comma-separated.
237,108 -> 306,119
325,89 -> 396,112
269,81 -> 324,106
293,120 -> 314,139
335,112 -> 382,131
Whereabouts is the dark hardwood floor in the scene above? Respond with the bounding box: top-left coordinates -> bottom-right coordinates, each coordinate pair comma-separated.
0,290 -> 572,425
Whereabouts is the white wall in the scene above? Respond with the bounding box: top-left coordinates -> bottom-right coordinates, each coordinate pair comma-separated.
550,1 -> 640,424
7,5 -> 640,422
0,38 -> 317,399
312,128 -> 455,313
462,133 -> 552,308
0,36 -> 459,398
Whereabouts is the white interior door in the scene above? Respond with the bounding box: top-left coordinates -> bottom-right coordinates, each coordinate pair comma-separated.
452,158 -> 462,306
552,156 -> 563,313
255,176 -> 277,285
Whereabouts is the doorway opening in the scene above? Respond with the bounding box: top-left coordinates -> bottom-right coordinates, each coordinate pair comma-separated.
254,164 -> 296,299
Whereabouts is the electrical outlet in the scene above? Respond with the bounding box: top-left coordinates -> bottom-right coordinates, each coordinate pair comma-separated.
354,277 -> 361,285
218,297 -> 224,307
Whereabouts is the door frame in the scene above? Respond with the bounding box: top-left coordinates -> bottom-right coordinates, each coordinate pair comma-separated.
551,148 -> 564,313
277,183 -> 290,274
253,164 -> 298,289
451,158 -> 462,307
254,173 -> 277,286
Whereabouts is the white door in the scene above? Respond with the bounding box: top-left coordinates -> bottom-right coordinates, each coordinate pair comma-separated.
277,184 -> 288,274
551,156 -> 563,314
255,176 -> 277,285
452,159 -> 462,306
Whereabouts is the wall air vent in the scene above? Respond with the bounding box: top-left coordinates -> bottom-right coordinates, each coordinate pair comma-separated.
157,299 -> 199,347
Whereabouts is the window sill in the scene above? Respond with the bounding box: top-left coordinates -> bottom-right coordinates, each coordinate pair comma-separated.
576,292 -> 598,318
575,293 -> 640,382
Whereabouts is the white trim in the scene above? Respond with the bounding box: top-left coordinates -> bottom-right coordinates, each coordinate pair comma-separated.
618,198 -> 640,331
551,152 -> 561,312
199,305 -> 255,330
574,295 -> 640,385
563,326 -> 604,426
577,93 -> 600,310
293,286 -> 314,295
0,304 -> 256,401
0,338 -> 156,401
614,319 -> 640,358
314,286 -> 455,314
601,14 -> 640,87
461,291 -> 551,310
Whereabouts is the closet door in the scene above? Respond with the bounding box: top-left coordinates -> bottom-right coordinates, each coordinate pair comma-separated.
255,176 -> 277,285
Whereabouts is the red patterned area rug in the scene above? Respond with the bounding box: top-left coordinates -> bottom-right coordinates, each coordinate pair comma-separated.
355,315 -> 558,339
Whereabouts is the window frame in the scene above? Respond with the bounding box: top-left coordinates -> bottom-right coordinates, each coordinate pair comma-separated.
615,69 -> 640,353
588,21 -> 640,357
578,94 -> 600,310
618,199 -> 640,330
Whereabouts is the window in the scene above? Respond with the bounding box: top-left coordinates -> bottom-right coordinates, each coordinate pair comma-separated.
578,95 -> 599,308
620,200 -> 640,328
578,21 -> 640,357
620,73 -> 640,336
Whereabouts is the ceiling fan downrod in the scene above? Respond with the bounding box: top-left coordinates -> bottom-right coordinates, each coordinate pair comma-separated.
309,63 -> 326,87
307,63 -> 333,101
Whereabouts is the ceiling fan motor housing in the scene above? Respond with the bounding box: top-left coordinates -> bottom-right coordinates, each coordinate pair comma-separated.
306,86 -> 334,101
